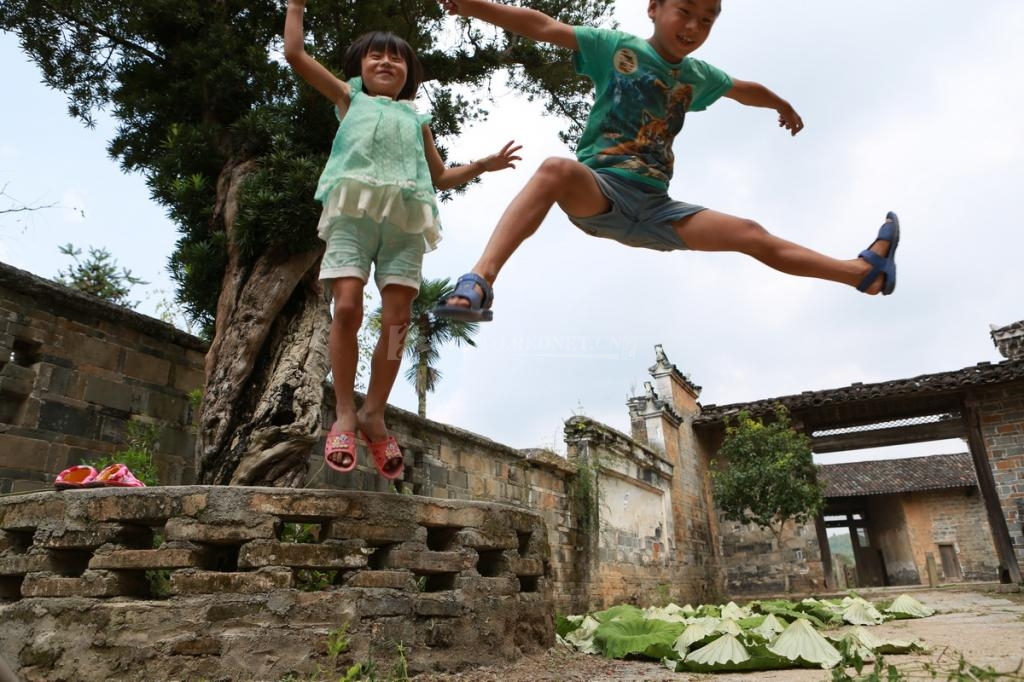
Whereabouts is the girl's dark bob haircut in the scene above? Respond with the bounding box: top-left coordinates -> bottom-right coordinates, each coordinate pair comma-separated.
343,31 -> 424,101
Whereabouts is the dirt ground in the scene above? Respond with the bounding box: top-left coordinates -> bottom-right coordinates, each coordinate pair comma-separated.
412,586 -> 1024,682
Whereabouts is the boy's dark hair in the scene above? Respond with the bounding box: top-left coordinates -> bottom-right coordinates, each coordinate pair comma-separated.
343,31 -> 424,101
654,0 -> 722,15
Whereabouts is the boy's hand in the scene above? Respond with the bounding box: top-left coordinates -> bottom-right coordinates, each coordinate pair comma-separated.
440,0 -> 471,17
778,105 -> 804,136
478,140 -> 523,172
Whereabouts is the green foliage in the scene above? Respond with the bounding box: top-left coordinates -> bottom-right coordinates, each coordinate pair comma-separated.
90,421 -> 161,486
0,0 -> 614,337
56,244 -> 148,308
280,523 -> 337,591
711,406 -> 824,540
831,640 -> 1024,681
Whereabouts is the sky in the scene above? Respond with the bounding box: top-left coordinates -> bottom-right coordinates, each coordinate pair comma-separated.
2,1 -> 1023,465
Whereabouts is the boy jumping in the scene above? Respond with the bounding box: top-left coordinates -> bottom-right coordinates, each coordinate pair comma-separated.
434,0 -> 898,322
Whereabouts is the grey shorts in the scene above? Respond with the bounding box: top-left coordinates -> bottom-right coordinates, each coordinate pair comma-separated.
568,168 -> 705,252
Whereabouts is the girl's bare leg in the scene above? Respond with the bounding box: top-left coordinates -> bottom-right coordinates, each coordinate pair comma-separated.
674,210 -> 895,294
443,157 -> 610,307
328,277 -> 365,463
358,283 -> 417,442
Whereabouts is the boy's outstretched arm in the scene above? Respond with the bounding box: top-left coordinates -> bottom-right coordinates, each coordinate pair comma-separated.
725,78 -> 804,136
440,0 -> 578,51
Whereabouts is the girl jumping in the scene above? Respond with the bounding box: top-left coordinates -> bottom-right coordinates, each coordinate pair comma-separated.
284,0 -> 522,479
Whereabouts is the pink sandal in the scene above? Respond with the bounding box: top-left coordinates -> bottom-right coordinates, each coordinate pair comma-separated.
54,465 -> 98,489
87,463 -> 146,487
324,423 -> 358,473
363,434 -> 404,481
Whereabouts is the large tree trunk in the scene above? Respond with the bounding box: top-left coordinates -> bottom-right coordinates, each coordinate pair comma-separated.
197,160 -> 330,485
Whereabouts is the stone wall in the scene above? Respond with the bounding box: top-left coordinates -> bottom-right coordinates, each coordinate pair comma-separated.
308,404 -> 588,613
972,383 -> 1024,566
563,416 -> 686,609
0,486 -> 553,681
0,262 -> 204,491
0,262 -> 651,615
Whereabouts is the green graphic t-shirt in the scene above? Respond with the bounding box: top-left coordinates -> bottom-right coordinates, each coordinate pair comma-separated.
572,26 -> 733,189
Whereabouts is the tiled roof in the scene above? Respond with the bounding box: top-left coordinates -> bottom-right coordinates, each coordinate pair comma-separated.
696,358 -> 1024,424
818,453 -> 977,498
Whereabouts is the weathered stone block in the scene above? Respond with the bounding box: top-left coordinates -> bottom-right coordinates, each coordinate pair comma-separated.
380,547 -> 475,574
123,348 -> 171,385
37,400 -> 99,439
456,527 -> 518,551
509,556 -> 545,577
168,635 -> 223,657
0,363 -> 35,397
417,501 -> 487,528
414,592 -> 465,617
82,376 -> 132,413
455,575 -> 520,597
0,553 -> 66,576
169,568 -> 293,595
248,491 -> 351,519
324,518 -> 421,545
237,539 -> 368,570
350,587 -> 414,617
86,490 -> 209,524
345,570 -> 418,591
33,522 -> 152,550
164,516 -> 277,545
0,493 -> 62,532
21,569 -> 147,598
89,548 -> 202,570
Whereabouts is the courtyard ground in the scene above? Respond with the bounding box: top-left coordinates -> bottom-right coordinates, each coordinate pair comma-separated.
412,585 -> 1024,681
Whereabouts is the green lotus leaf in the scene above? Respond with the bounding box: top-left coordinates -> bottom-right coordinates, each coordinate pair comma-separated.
842,599 -> 886,625
885,594 -> 935,619
767,618 -> 842,669
563,615 -> 601,654
593,617 -> 685,660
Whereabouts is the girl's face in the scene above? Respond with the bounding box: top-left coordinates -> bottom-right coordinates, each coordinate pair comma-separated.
360,48 -> 408,99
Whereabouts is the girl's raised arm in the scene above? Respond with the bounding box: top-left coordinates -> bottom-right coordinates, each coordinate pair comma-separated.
423,127 -> 523,191
283,0 -> 348,106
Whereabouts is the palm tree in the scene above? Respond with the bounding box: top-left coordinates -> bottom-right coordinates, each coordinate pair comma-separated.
372,278 -> 480,417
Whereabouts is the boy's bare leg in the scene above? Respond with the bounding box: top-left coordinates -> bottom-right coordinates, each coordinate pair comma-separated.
442,158 -> 610,308
674,210 -> 894,295
357,283 -> 417,442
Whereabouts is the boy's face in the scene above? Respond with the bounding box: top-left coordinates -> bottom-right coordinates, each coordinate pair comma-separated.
647,0 -> 720,62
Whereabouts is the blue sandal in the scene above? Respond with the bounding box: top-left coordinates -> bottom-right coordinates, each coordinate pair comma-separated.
856,212 -> 900,296
432,272 -> 494,322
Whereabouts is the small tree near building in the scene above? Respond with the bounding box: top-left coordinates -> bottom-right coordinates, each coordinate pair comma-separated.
711,406 -> 825,592
56,243 -> 148,308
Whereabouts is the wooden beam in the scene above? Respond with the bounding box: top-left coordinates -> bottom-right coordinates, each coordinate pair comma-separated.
811,420 -> 965,453
965,405 -> 1022,584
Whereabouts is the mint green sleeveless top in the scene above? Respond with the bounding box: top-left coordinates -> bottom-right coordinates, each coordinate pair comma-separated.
314,77 -> 441,251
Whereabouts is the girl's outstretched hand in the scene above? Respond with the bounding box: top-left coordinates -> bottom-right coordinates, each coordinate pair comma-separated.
478,141 -> 523,172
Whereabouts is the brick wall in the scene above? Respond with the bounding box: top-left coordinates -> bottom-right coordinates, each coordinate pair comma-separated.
0,262 -> 204,491
902,488 -> 1000,582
